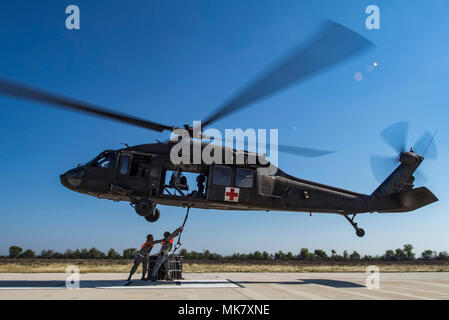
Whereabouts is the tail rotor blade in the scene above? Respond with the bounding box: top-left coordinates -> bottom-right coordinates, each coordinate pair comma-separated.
414,169 -> 428,185
380,121 -> 409,153
413,131 -> 437,160
370,155 -> 398,183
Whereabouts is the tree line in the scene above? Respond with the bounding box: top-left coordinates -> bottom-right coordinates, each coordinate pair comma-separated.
4,244 -> 449,261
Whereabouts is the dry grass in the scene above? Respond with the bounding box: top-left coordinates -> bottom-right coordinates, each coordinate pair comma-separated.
0,260 -> 448,273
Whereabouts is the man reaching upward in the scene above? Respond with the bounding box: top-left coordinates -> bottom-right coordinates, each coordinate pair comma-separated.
150,226 -> 183,281
127,234 -> 162,281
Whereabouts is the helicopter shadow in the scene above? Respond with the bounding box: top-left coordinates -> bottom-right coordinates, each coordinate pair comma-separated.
0,279 -> 240,289
228,279 -> 365,289
0,278 -> 365,289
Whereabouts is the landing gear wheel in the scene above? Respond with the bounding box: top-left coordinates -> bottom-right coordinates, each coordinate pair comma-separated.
135,199 -> 154,217
145,208 -> 160,223
342,214 -> 366,238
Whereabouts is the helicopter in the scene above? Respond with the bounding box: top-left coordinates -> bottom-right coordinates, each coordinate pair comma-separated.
0,21 -> 438,237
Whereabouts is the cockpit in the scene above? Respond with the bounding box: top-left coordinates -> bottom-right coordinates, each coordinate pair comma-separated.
88,152 -> 116,169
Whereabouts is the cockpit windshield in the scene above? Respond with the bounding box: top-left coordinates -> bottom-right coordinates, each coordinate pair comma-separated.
90,152 -> 116,169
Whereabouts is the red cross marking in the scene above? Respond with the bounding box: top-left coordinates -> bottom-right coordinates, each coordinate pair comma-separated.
225,188 -> 239,201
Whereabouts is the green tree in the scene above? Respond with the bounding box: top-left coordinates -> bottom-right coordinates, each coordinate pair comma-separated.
382,250 -> 396,261
64,249 -> 74,259
349,251 -> 361,261
314,249 -> 328,261
298,248 -> 311,260
123,248 -> 138,259
274,250 -> 287,260
88,248 -> 105,259
73,249 -> 82,259
403,244 -> 415,260
343,250 -> 349,261
40,250 -> 55,259
22,249 -> 35,259
251,251 -> 264,260
421,250 -> 436,260
262,251 -> 271,260
394,248 -> 407,261
107,248 -> 121,259
53,252 -> 64,259
437,251 -> 449,261
8,246 -> 23,258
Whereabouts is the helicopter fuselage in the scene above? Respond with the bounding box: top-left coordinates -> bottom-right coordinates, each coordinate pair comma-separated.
60,141 -> 418,217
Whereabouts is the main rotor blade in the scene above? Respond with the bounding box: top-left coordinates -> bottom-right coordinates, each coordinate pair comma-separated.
380,121 -> 409,153
277,144 -> 335,157
202,20 -> 374,128
0,78 -> 173,133
213,137 -> 335,158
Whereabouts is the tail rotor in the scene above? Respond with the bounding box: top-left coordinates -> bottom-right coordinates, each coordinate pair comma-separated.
370,122 -> 437,185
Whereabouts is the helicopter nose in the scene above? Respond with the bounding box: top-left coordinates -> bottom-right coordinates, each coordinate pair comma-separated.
60,168 -> 84,189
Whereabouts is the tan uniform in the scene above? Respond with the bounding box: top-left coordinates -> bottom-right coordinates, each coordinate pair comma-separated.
151,227 -> 183,280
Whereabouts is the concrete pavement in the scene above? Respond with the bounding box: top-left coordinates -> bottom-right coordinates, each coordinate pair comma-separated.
0,272 -> 448,300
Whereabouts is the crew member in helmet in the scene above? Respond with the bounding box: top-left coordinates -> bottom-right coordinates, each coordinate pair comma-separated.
150,226 -> 184,281
127,234 -> 162,281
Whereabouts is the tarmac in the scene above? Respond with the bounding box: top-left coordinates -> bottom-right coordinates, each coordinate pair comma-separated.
0,272 -> 449,300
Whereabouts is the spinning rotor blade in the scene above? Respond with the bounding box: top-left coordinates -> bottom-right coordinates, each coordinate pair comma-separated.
380,121 -> 409,153
370,155 -> 398,183
202,20 -> 374,128
277,144 -> 335,158
0,78 -> 173,133
214,137 -> 335,158
413,131 -> 437,160
414,170 -> 428,185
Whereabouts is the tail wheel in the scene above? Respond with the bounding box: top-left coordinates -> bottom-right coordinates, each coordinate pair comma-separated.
135,199 -> 154,216
145,208 -> 160,223
356,228 -> 365,238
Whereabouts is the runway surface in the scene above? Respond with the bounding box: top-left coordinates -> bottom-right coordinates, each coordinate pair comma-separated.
0,272 -> 449,300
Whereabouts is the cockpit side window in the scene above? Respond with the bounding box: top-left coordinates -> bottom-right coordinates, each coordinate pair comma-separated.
119,155 -> 131,175
91,153 -> 116,169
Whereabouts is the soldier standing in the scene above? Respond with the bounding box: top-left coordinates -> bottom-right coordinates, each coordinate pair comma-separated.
150,226 -> 184,281
127,234 -> 162,281
196,173 -> 206,195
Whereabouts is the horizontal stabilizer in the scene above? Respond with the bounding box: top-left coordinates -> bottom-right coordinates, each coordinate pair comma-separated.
391,187 -> 438,211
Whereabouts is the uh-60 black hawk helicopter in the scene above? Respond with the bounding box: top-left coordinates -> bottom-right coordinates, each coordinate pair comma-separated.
0,21 -> 438,237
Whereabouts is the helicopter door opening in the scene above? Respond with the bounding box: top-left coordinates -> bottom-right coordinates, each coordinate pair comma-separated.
163,169 -> 209,199
115,153 -> 152,196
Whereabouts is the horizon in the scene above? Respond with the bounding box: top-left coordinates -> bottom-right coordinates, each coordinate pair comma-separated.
0,1 -> 448,257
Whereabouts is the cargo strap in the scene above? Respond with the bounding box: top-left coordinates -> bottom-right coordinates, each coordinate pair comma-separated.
171,206 -> 191,255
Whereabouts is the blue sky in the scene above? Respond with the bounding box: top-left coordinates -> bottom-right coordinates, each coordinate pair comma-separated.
0,1 -> 448,256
